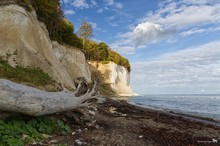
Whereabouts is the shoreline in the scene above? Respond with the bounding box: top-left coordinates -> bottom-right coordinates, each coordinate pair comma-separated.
43,97 -> 220,146
128,100 -> 220,127
128,94 -> 220,125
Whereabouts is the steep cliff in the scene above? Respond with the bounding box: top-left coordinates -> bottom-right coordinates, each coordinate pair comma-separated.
89,61 -> 134,96
52,42 -> 91,83
0,4 -> 91,89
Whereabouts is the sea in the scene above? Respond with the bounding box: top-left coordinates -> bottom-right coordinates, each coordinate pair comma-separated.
129,94 -> 220,122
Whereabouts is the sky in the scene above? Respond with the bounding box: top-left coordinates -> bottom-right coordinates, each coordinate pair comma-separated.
61,0 -> 220,94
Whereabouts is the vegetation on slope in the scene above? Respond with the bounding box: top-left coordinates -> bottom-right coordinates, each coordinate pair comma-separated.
0,59 -> 55,89
15,0 -> 131,72
84,40 -> 131,72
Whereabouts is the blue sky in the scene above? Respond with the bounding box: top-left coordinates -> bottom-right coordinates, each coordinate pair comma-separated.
61,0 -> 220,94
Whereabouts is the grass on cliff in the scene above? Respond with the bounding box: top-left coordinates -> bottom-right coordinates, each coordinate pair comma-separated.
0,59 -> 55,88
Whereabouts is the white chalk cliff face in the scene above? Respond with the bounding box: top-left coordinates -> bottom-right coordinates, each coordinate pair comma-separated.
89,62 -> 134,96
52,42 -> 91,83
0,4 -> 91,89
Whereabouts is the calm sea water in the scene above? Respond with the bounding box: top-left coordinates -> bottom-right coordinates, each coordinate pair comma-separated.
129,94 -> 220,121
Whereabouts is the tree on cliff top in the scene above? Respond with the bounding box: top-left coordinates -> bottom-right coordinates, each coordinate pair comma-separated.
27,0 -> 82,48
78,20 -> 94,50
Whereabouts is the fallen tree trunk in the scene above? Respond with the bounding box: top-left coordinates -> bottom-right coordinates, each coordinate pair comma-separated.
0,79 -> 98,116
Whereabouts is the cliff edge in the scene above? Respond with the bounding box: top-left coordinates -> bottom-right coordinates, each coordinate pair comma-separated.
0,4 -> 91,89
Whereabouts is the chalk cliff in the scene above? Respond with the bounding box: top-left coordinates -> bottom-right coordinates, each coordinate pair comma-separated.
89,61 -> 134,96
0,4 -> 133,96
0,4 -> 91,89
52,42 -> 91,83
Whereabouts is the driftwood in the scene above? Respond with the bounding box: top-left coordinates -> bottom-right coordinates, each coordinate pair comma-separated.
0,79 -> 98,116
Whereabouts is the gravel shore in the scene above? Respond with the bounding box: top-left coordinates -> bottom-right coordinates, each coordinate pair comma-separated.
44,98 -> 220,146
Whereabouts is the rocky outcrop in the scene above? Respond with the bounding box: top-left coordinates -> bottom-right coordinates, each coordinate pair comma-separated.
52,42 -> 91,83
89,61 -> 134,96
0,4 -> 91,89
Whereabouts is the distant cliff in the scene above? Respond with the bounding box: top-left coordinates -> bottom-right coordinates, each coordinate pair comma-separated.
89,61 -> 134,96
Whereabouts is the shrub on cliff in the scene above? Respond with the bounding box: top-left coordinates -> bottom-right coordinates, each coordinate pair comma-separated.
30,0 -> 82,49
0,59 -> 55,88
16,0 -> 82,49
83,40 -> 131,71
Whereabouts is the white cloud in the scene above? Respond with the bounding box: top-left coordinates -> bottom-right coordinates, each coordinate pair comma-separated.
181,0 -> 219,5
64,10 -> 75,15
62,0 -> 122,14
181,28 -> 206,37
104,0 -> 114,5
167,38 -> 177,43
111,1 -> 220,54
104,0 -> 123,9
145,3 -> 220,29
181,26 -> 220,37
106,15 -> 121,27
71,0 -> 89,9
90,0 -> 97,6
182,0 -> 208,4
131,41 -> 220,94
111,45 -> 135,55
212,27 -> 220,31
62,0 -> 97,9
109,22 -> 175,52
126,22 -> 168,47
115,2 -> 123,9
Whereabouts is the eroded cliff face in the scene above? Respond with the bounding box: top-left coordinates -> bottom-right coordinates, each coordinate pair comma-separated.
89,61 -> 134,96
0,4 -> 91,89
52,42 -> 91,83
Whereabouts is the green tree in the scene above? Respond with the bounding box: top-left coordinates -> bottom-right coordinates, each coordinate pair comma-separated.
97,42 -> 109,61
84,40 -> 98,60
30,0 -> 63,39
78,20 -> 94,50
